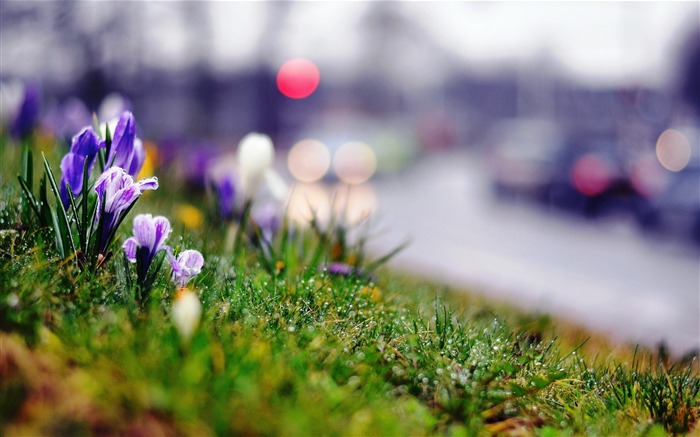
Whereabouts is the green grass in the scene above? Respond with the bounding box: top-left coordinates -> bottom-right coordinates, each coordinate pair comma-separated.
1,139 -> 698,436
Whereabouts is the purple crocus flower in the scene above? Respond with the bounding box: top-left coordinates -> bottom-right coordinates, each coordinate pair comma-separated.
326,262 -> 355,276
324,262 -> 374,281
11,82 -> 41,139
123,214 -> 172,280
106,111 -> 145,177
59,127 -> 104,209
94,167 -> 158,254
214,174 -> 237,220
168,249 -> 204,288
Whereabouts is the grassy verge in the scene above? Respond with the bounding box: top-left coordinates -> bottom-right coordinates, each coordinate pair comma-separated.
1,140 -> 698,436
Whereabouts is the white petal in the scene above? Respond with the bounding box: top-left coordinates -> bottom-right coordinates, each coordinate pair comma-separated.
237,132 -> 274,197
172,291 -> 202,341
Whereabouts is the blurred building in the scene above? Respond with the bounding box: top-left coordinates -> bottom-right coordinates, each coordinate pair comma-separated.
1,1 -> 697,149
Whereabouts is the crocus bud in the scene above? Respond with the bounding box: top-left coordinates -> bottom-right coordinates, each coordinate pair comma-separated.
172,290 -> 202,341
237,132 -> 274,198
168,249 -> 204,288
11,82 -> 41,139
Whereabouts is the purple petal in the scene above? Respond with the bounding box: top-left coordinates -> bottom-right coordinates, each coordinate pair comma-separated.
326,262 -> 354,276
110,111 -> 136,169
122,237 -> 138,262
216,174 -> 237,219
59,153 -> 85,209
126,138 -> 146,177
152,215 -> 172,253
165,246 -> 179,274
70,127 -> 102,158
133,214 -> 155,251
171,249 -> 204,287
137,176 -> 159,191
178,250 -> 204,271
11,82 -> 40,139
109,185 -> 140,215
95,167 -> 127,199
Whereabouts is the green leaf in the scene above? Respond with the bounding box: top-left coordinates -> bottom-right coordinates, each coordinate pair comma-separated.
233,198 -> 253,257
16,175 -> 41,221
65,181 -> 84,251
21,143 -> 33,193
38,175 -> 53,229
42,153 -> 76,257
81,157 -> 91,253
50,208 -> 65,258
104,123 -> 114,168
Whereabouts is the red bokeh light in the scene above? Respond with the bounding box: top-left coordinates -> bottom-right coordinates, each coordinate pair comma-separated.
571,154 -> 611,197
276,58 -> 320,99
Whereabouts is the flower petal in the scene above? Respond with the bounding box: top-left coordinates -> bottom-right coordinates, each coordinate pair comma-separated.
137,176 -> 159,192
152,215 -> 172,253
178,249 -> 204,271
237,132 -> 274,197
127,138 -> 146,177
109,185 -> 140,214
59,153 -> 85,209
170,249 -> 204,287
122,237 -> 138,262
133,214 -> 155,251
71,127 -> 101,158
110,111 -> 136,169
216,174 -> 237,219
172,290 -> 202,340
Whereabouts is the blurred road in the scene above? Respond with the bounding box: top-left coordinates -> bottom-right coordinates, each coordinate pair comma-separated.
368,149 -> 700,356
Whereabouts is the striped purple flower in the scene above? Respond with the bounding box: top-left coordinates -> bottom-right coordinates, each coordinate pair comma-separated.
107,111 -> 145,177
94,167 -> 158,254
123,214 -> 172,280
168,249 -> 204,288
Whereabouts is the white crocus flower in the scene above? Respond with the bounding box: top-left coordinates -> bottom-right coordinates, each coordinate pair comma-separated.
237,132 -> 274,199
172,290 -> 202,341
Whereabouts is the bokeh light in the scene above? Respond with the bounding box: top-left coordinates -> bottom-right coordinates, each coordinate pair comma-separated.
333,183 -> 378,224
571,154 -> 611,197
656,129 -> 692,172
630,153 -> 667,198
287,139 -> 331,182
286,183 -> 331,226
333,141 -> 377,184
276,58 -> 320,99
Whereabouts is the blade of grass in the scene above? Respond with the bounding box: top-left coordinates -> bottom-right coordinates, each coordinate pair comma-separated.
42,153 -> 76,256
65,181 -> 84,251
21,141 -> 33,193
363,238 -> 411,274
17,175 -> 41,220
81,158 -> 91,254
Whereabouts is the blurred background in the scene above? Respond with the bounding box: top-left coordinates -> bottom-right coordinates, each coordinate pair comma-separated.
1,1 -> 699,354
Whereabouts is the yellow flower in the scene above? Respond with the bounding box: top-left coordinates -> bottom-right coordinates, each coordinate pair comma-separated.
359,286 -> 382,303
136,140 -> 159,179
176,204 -> 204,230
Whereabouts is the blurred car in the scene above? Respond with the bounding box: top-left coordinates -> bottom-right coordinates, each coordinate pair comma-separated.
484,118 -> 564,201
544,134 -> 651,218
639,161 -> 700,246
